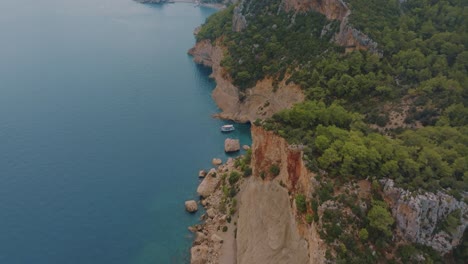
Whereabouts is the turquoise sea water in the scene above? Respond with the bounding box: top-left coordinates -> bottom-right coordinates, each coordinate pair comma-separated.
0,1 -> 251,263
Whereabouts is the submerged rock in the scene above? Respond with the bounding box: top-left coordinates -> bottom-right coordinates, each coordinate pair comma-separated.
224,138 -> 240,152
242,145 -> 250,150
185,200 -> 198,213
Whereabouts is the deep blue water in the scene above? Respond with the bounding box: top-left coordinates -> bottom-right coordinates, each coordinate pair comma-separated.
0,1 -> 251,263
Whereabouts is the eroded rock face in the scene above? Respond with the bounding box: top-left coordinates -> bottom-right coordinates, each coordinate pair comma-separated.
382,179 -> 467,254
189,39 -> 305,123
224,138 -> 240,152
188,40 -> 214,67
236,178 -> 309,264
197,170 -> 221,198
232,2 -> 247,32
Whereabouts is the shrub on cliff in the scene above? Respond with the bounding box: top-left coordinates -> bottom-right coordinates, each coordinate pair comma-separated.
367,200 -> 394,237
243,166 -> 252,177
295,194 -> 307,214
269,164 -> 280,177
229,171 -> 241,185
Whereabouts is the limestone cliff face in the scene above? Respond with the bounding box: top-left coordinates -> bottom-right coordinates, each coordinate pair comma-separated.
232,3 -> 247,32
236,178 -> 309,264
188,41 -> 305,122
248,125 -> 327,264
251,125 -> 313,193
382,179 -> 467,254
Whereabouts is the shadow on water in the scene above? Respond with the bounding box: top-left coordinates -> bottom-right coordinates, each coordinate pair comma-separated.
194,63 -> 214,81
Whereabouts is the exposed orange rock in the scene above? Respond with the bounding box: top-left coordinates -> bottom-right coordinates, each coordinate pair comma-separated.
250,125 -> 327,264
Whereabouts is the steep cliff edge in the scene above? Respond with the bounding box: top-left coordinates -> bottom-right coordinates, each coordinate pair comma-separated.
236,178 -> 310,264
249,125 -> 327,264
188,41 -> 304,122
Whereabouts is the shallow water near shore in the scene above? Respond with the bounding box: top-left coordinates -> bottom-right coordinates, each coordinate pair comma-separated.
0,1 -> 250,263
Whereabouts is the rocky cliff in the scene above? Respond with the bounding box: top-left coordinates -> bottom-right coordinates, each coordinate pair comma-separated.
236,178 -> 310,264
249,125 -> 327,264
250,126 -> 467,257
188,41 -> 305,122
382,179 -> 467,254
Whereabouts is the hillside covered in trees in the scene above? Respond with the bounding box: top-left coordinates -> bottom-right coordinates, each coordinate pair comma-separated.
195,0 -> 466,262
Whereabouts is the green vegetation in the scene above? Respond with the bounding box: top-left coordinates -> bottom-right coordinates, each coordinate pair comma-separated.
197,0 -> 338,89
228,171 -> 240,185
367,200 -> 394,237
358,228 -> 369,241
269,164 -> 280,177
306,214 -> 313,224
440,209 -> 462,235
265,102 -> 468,197
295,194 -> 307,214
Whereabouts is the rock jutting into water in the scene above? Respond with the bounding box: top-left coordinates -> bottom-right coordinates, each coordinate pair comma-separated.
212,158 -> 222,166
224,138 -> 240,153
196,168 -> 221,198
185,200 -> 198,213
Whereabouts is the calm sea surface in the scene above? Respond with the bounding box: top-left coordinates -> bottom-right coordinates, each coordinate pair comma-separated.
0,1 -> 251,263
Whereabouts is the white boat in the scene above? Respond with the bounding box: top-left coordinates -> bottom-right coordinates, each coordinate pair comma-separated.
221,124 -> 235,132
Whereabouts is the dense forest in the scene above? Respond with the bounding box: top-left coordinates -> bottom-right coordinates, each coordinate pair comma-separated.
197,0 -> 466,262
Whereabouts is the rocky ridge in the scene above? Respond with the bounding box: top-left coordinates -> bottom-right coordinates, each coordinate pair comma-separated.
382,179 -> 467,254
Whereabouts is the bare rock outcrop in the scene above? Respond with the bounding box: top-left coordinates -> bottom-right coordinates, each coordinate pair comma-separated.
197,169 -> 221,198
232,3 -> 247,32
250,125 -> 327,263
185,200 -> 198,213
224,138 -> 240,152
212,158 -> 222,166
236,178 -> 309,264
191,245 -> 209,264
382,179 -> 467,254
188,40 -> 214,67
199,170 -> 207,178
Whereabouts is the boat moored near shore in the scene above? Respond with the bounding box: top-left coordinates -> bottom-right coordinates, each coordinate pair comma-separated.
220,124 -> 235,132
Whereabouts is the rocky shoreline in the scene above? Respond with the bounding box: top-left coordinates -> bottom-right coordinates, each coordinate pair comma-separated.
188,156 -> 245,264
